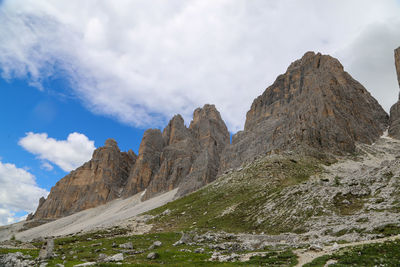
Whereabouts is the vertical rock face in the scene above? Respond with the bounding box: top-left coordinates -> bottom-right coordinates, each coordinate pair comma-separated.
32,139 -> 136,219
220,52 -> 388,171
122,129 -> 164,197
140,104 -> 230,199
389,47 -> 400,139
395,47 -> 400,88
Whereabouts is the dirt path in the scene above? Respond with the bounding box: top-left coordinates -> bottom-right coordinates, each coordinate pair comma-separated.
294,234 -> 400,266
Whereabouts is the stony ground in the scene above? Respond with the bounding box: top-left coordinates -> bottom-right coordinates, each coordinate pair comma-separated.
1,133 -> 400,266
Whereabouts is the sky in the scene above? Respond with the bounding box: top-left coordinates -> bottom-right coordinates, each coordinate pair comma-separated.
0,0 -> 400,225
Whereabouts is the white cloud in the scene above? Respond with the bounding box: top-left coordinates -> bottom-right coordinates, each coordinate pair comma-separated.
40,161 -> 54,171
0,1 -> 400,131
0,161 -> 48,226
19,132 -> 96,172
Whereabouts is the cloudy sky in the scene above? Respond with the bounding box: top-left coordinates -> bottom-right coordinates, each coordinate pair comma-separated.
0,0 -> 400,225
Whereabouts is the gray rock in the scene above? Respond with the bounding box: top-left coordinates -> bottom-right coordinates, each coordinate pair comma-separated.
149,240 -> 162,250
104,253 -> 124,262
173,232 -> 191,246
194,248 -> 205,253
73,263 -> 97,267
119,242 -> 133,249
147,252 -> 159,260
39,239 -> 54,260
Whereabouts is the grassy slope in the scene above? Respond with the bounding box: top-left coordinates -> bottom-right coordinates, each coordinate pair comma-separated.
0,229 -> 297,266
147,155 -> 324,234
304,239 -> 400,267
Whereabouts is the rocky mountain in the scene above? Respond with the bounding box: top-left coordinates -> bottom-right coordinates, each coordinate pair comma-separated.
30,52 -> 389,221
31,104 -> 229,220
137,104 -> 230,200
30,139 -> 137,219
389,47 -> 400,139
220,52 -> 388,171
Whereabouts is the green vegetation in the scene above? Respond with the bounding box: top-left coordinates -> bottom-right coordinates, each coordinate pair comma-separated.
304,239 -> 400,267
332,193 -> 366,216
0,230 -> 298,266
0,247 -> 39,258
369,223 -> 400,237
247,250 -> 298,266
146,155 -> 323,234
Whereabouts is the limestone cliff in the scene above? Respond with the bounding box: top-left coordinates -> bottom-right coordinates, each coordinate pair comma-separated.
31,139 -> 136,219
133,104 -> 230,200
389,47 -> 400,139
220,52 -> 388,171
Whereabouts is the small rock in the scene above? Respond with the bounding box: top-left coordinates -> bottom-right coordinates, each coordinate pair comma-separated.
194,248 -> 205,253
119,242 -> 133,249
147,252 -> 159,260
161,209 -> 171,216
104,253 -> 124,262
39,239 -> 54,260
309,243 -> 323,251
55,264 -> 64,267
73,262 -> 97,267
91,242 -> 102,247
149,240 -> 162,249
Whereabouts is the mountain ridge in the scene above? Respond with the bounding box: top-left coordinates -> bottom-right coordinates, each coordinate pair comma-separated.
29,50 -> 392,221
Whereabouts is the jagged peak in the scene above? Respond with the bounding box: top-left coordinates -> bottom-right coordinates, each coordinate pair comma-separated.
287,51 -> 343,74
191,104 -> 222,124
163,114 -> 190,145
105,138 -> 118,148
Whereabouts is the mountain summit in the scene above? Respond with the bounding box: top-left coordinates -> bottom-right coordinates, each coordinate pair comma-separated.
220,52 -> 388,171
29,52 -> 389,221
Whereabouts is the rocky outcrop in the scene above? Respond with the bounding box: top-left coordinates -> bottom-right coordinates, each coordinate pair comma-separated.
140,104 -> 230,199
31,139 -> 137,219
220,52 -> 388,171
122,129 -> 164,197
389,47 -> 400,139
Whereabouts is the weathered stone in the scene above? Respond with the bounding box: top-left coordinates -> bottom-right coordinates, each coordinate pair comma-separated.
38,239 -> 54,260
73,262 -> 97,267
220,52 -> 388,171
389,47 -> 400,139
119,242 -> 133,249
31,139 -> 137,219
104,253 -> 124,262
149,240 -> 162,249
147,252 -> 159,260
